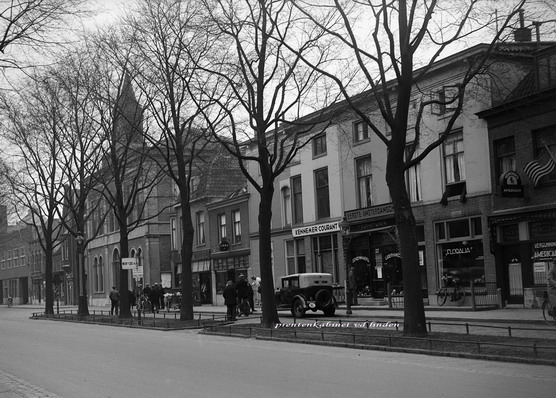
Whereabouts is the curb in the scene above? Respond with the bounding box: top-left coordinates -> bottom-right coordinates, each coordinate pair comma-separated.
201,330 -> 556,367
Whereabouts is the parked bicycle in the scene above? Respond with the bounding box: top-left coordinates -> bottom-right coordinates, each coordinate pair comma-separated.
436,275 -> 465,306
542,298 -> 556,326
236,297 -> 250,317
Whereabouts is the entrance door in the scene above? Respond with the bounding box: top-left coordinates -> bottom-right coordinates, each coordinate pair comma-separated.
508,261 -> 523,303
199,272 -> 212,304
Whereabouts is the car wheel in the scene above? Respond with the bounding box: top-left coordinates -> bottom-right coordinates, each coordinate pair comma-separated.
291,299 -> 305,318
323,307 -> 335,316
315,289 -> 332,307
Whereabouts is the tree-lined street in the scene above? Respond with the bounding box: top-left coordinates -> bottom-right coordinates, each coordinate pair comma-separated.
1,307 -> 554,398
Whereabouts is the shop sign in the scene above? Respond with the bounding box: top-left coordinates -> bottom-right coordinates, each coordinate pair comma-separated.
352,256 -> 370,264
499,171 -> 524,197
345,203 -> 394,222
444,246 -> 473,256
531,241 -> 556,260
121,258 -> 137,269
292,221 -> 340,237
219,239 -> 230,251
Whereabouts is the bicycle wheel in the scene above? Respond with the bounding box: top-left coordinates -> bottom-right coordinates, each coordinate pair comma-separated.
454,286 -> 465,306
542,299 -> 556,326
436,288 -> 448,306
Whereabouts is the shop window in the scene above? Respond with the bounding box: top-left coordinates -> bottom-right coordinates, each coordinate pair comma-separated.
529,220 -> 556,239
501,224 -> 519,242
285,239 -> 306,275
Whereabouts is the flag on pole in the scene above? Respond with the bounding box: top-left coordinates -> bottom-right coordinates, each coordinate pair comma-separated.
523,150 -> 556,187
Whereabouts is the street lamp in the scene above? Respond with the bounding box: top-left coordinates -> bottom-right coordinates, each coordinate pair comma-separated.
75,234 -> 88,318
339,217 -> 352,315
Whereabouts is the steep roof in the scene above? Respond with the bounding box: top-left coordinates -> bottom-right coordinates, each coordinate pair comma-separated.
191,145 -> 246,202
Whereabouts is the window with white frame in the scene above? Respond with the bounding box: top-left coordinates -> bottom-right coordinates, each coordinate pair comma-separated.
431,85 -> 459,115
285,239 -> 306,274
218,213 -> 227,241
281,186 -> 291,226
405,146 -> 422,202
171,218 -> 177,250
354,121 -> 370,143
292,176 -> 303,224
232,210 -> 241,243
312,134 -> 327,157
495,136 -> 516,184
196,212 -> 205,246
356,156 -> 372,208
444,131 -> 465,184
315,168 -> 330,219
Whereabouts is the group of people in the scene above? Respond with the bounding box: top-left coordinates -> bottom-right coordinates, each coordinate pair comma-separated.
140,283 -> 166,313
222,274 -> 260,321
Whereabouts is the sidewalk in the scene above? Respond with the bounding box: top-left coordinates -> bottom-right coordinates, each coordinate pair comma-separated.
12,302 -> 547,324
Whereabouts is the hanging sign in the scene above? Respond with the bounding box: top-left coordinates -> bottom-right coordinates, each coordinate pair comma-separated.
122,258 -> 137,269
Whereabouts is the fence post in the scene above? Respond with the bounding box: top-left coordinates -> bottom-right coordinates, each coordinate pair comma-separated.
471,279 -> 476,310
387,282 -> 392,308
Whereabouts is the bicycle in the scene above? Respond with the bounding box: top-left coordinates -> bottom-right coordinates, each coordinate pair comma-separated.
542,298 -> 556,326
236,297 -> 250,317
436,275 -> 465,306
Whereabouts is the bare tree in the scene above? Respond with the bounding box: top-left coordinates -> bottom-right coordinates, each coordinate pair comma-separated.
0,71 -> 66,315
84,33 -> 174,319
290,0 -> 529,335
196,0 -> 333,327
122,0 -> 220,320
0,0 -> 90,72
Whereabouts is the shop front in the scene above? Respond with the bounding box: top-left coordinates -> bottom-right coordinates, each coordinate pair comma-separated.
192,249 -> 212,305
490,210 -> 556,307
212,248 -> 250,306
344,204 -> 427,300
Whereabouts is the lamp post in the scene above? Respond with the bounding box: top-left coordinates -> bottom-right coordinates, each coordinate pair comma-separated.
339,217 -> 352,315
76,234 -> 87,318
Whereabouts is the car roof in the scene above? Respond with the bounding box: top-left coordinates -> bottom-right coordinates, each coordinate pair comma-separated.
280,273 -> 332,279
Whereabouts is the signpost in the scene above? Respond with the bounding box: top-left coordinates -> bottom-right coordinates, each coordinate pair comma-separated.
122,258 -> 137,270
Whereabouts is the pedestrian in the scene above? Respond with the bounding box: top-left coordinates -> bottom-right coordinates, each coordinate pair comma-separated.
251,275 -> 261,307
158,283 -> 165,310
223,280 -> 237,321
109,286 -> 120,315
151,283 -> 160,313
348,266 -> 358,305
235,273 -> 250,314
247,281 -> 254,313
143,283 -> 152,312
548,259 -> 556,316
128,289 -> 136,310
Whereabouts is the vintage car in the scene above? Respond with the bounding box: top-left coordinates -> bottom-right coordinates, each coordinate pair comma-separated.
275,273 -> 337,317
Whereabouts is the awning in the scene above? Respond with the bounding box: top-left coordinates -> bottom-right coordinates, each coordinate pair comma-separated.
488,207 -> 556,225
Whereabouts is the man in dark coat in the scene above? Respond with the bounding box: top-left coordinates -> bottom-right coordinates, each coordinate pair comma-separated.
223,280 -> 237,321
247,282 -> 254,314
109,286 -> 120,316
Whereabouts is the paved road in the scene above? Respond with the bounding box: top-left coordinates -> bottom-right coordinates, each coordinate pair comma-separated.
1,307 -> 555,398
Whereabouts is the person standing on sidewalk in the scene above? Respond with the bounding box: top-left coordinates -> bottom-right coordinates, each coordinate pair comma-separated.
109,286 -> 120,315
548,259 -> 556,315
223,280 -> 237,321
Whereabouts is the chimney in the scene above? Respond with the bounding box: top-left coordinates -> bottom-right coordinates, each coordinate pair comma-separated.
514,10 -> 532,42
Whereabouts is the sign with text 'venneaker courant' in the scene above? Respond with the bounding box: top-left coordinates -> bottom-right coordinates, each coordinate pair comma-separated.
292,221 -> 340,237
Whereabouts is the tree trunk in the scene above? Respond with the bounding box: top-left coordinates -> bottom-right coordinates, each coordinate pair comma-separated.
179,199 -> 195,321
44,245 -> 54,315
387,151 -> 427,336
259,185 -> 280,327
118,233 -> 131,319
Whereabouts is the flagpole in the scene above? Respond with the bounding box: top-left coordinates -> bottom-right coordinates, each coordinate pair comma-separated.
540,139 -> 556,164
